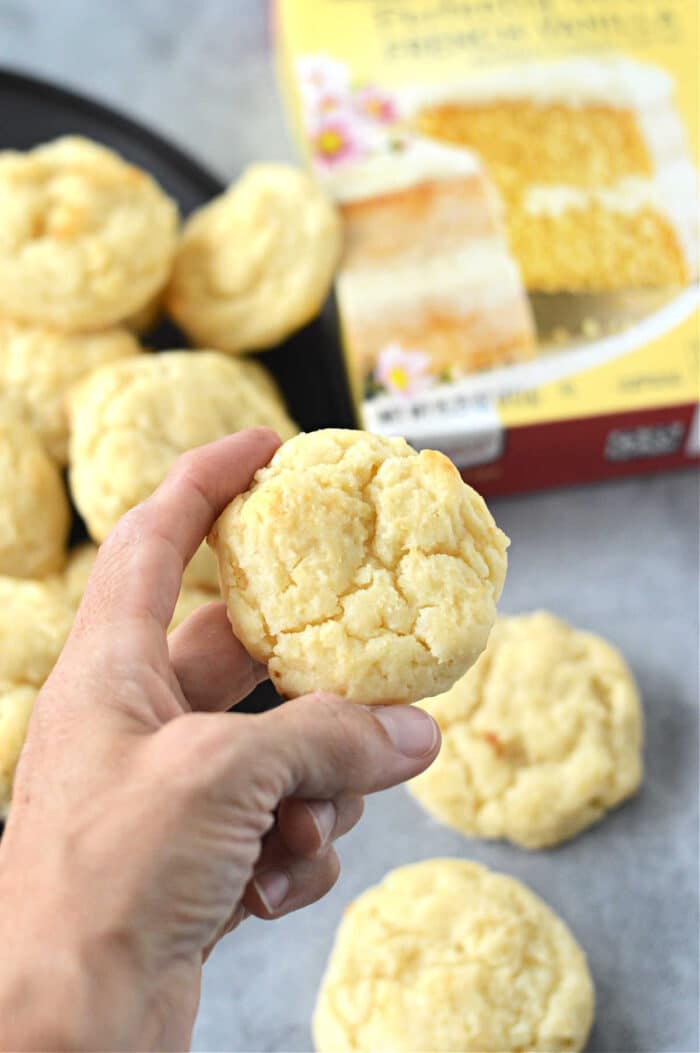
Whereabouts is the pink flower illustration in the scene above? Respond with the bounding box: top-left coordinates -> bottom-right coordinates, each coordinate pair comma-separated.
310,111 -> 369,169
375,344 -> 434,397
296,54 -> 350,107
354,85 -> 399,125
312,91 -> 346,118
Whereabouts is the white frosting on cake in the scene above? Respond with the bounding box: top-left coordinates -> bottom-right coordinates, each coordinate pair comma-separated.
524,161 -> 699,277
398,54 -> 698,279
636,103 -> 693,172
399,55 -> 674,113
320,137 -> 482,203
338,242 -> 525,318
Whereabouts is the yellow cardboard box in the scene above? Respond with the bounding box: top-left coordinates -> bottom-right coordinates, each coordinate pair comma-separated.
274,0 -> 699,494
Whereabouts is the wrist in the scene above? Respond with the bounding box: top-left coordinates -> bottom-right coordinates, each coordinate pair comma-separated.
0,872 -> 151,1052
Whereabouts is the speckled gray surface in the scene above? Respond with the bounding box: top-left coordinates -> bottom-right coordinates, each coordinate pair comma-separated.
1,4 -> 698,1051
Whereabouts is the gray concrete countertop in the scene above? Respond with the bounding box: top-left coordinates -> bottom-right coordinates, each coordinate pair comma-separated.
1,3 -> 697,1050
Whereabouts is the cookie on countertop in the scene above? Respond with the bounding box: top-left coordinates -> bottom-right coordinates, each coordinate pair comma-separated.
210,429 -> 508,704
0,137 -> 178,330
0,575 -> 75,815
167,163 -> 342,353
410,611 -> 644,849
0,412 -> 70,579
313,858 -> 595,1053
0,319 -> 141,464
68,351 -> 298,590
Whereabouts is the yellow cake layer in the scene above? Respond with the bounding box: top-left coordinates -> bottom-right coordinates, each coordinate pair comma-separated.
508,200 -> 689,291
415,103 -> 653,194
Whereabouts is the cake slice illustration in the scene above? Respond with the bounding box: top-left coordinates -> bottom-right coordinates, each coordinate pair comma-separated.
402,56 -> 699,292
324,136 -> 536,385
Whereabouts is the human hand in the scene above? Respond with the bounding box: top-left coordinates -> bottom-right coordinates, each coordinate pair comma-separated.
0,429 -> 440,1053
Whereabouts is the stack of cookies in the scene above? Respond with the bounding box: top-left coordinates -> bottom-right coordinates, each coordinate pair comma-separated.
0,135 -> 343,816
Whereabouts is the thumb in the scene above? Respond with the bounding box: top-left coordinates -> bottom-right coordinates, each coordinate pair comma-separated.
242,693 -> 441,802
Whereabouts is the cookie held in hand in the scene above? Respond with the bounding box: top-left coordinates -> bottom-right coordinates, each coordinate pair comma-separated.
209,429 -> 508,704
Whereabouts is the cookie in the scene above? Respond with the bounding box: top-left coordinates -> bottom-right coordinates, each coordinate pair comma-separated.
0,682 -> 37,818
237,356 -> 288,407
0,575 -> 75,814
58,543 -> 99,607
167,163 -> 342,353
0,136 -> 178,330
0,575 -> 75,690
0,318 -> 141,464
0,412 -> 70,579
123,289 -> 164,335
410,611 -> 644,848
68,351 -> 298,589
210,429 -> 508,703
313,858 -> 595,1053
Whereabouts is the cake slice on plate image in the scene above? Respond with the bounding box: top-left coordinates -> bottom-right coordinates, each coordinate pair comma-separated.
324,135 -> 535,390
402,56 -> 699,292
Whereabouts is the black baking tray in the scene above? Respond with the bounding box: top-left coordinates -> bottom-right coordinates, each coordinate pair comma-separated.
0,67 -> 356,717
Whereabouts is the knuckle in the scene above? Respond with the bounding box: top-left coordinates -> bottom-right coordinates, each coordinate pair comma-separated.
246,425 -> 281,446
170,447 -> 201,478
155,713 -> 237,796
231,715 -> 289,806
347,793 -> 365,825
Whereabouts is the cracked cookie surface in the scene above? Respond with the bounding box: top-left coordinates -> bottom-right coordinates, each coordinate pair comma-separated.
313,858 -> 594,1053
0,318 -> 141,464
410,611 -> 643,848
68,350 -> 298,589
0,137 -> 178,330
210,429 -> 508,703
167,163 -> 342,353
0,412 -> 70,578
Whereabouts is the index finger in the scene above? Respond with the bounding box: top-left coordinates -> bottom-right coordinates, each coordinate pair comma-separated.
78,427 -> 280,632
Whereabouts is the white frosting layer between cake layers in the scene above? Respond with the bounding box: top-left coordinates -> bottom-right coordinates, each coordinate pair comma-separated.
338,242 -> 525,320
399,55 -> 674,112
524,160 -> 699,277
322,137 -> 483,203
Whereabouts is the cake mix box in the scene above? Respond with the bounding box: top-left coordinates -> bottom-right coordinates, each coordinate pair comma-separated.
273,0 -> 699,494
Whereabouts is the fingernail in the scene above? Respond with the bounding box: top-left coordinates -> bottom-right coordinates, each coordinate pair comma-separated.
306,800 -> 336,846
373,705 -> 438,758
253,870 -> 290,914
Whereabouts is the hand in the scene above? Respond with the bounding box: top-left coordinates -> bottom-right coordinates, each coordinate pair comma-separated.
0,428 -> 440,1053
